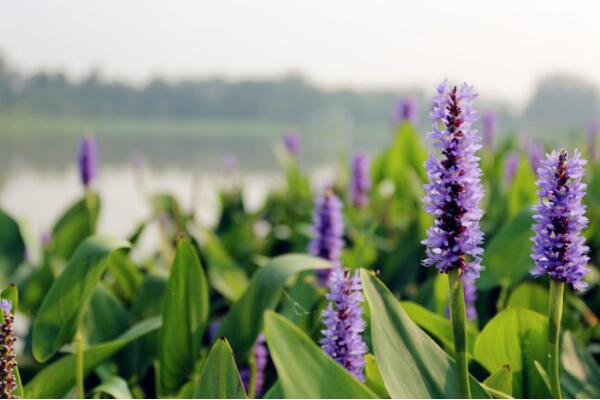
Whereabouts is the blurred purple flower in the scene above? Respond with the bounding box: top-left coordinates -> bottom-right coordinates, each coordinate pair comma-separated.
393,97 -> 418,125
309,191 -> 344,285
504,152 -> 520,186
588,121 -> 598,162
320,268 -> 367,381
78,136 -> 98,186
462,275 -> 478,320
240,334 -> 269,398
482,110 -> 496,150
349,152 -> 371,208
527,140 -> 544,172
222,153 -> 237,175
0,299 -> 17,399
284,131 -> 301,156
531,149 -> 590,291
422,81 -> 485,283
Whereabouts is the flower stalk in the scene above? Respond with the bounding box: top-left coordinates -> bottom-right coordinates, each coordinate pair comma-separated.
548,280 -> 564,399
448,269 -> 471,399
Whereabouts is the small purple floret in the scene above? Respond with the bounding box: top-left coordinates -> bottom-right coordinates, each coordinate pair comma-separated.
283,131 -> 301,156
422,81 -> 485,283
527,140 -> 544,172
393,97 -> 418,125
309,191 -> 344,285
320,268 -> 367,381
0,299 -> 17,398
78,136 -> 98,186
349,152 -> 371,208
530,149 -> 590,291
240,334 -> 269,398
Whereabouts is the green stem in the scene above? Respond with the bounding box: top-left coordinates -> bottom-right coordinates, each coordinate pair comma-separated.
84,187 -> 97,234
248,355 -> 257,399
448,269 -> 471,399
548,280 -> 564,399
76,330 -> 85,399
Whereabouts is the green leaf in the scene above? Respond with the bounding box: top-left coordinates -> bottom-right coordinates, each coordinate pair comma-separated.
264,311 -> 377,398
201,231 -> 249,301
263,381 -> 284,399
474,307 -> 549,398
32,235 -> 130,362
401,301 -> 478,356
507,157 -> 536,218
0,208 -> 25,277
217,254 -> 329,361
193,338 -> 246,399
507,282 -> 549,315
479,210 -> 534,290
360,269 -> 489,399
483,365 -> 513,397
160,238 -> 209,394
106,250 -> 143,302
85,284 -> 129,344
364,354 -> 390,398
25,316 -> 161,399
92,376 -> 133,399
50,193 -> 101,260
561,331 -> 600,398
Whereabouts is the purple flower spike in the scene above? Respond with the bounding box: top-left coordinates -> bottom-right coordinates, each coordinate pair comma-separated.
531,149 -> 590,291
240,334 -> 269,398
284,130 -> 301,156
393,97 -> 418,125
78,136 -> 98,187
309,191 -> 344,285
350,152 -> 371,208
504,152 -> 520,186
0,299 -> 18,399
422,81 -> 485,283
320,268 -> 367,381
482,110 -> 496,150
527,140 -> 544,173
462,275 -> 478,320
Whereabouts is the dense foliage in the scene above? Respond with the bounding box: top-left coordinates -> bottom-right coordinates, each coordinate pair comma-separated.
0,111 -> 599,399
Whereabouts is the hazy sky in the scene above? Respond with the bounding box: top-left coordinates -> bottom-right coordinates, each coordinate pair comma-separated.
1,1 -> 600,107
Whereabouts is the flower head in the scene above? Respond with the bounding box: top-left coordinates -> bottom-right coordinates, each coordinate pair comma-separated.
462,275 -> 478,320
482,110 -> 496,149
0,299 -> 18,398
349,152 -> 371,208
393,97 -> 418,125
78,136 -> 98,187
240,334 -> 269,397
309,191 -> 344,285
284,131 -> 301,156
320,268 -> 367,381
422,81 -> 485,282
531,149 -> 589,291
504,152 -> 520,186
528,140 -> 544,172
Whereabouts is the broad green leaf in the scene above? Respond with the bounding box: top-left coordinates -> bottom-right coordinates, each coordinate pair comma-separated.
365,354 -> 390,398
217,254 -> 329,361
507,157 -> 536,217
264,311 -> 377,398
561,331 -> 600,398
0,208 -> 25,277
193,338 -> 246,399
360,269 -> 489,399
32,235 -> 130,362
479,210 -> 534,290
92,376 -> 133,399
201,231 -> 249,301
106,250 -> 143,302
507,282 -> 549,315
25,316 -> 161,399
160,238 -> 209,394
86,284 -> 129,344
483,365 -> 513,397
263,381 -> 284,399
401,301 -> 477,356
474,307 -> 549,398
50,193 -> 101,260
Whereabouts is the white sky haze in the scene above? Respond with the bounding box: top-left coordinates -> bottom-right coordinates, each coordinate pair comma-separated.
1,0 -> 600,107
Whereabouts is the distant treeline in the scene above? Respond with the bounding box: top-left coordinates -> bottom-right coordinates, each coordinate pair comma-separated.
0,53 -> 598,132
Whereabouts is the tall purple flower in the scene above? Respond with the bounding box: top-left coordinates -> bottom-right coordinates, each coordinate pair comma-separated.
531,149 -> 589,291
462,276 -> 478,320
527,140 -> 544,172
587,121 -> 598,163
284,131 -> 301,156
78,136 -> 98,187
240,334 -> 269,398
349,152 -> 371,208
309,191 -> 344,285
504,152 -> 520,186
422,81 -> 485,283
482,110 -> 496,150
320,268 -> 367,381
393,97 -> 418,125
0,299 -> 18,399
